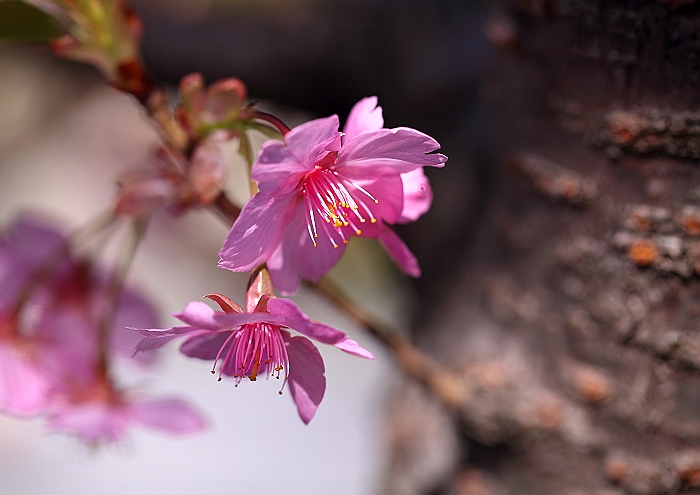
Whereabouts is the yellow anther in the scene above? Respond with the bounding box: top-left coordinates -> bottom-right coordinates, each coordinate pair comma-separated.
355,229 -> 362,235
371,218 -> 377,223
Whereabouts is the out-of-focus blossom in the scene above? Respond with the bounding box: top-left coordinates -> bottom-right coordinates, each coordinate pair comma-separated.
35,0 -> 149,98
134,294 -> 373,424
0,215 -> 160,421
177,72 -> 251,141
187,138 -> 229,204
46,375 -> 207,445
218,97 -> 446,294
0,314 -> 52,417
114,141 -> 229,217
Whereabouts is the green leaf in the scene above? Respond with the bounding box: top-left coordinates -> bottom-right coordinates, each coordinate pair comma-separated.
0,1 -> 63,43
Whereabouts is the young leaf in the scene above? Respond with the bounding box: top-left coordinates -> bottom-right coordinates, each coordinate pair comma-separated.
0,1 -> 62,43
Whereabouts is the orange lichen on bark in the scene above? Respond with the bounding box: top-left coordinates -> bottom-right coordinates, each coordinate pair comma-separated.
627,240 -> 659,267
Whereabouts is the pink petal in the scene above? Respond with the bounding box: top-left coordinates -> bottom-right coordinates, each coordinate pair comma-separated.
188,141 -> 228,204
179,331 -> 230,360
252,141 -> 311,195
285,335 -> 326,424
266,203 -> 345,295
115,176 -> 177,217
0,345 -> 50,417
47,404 -> 127,443
112,288 -> 160,366
334,337 -> 375,359
1,214 -> 66,263
397,168 -> 433,223
267,298 -> 345,344
337,127 -> 447,178
285,115 -> 341,166
131,326 -> 198,356
342,96 -> 384,142
378,227 -> 421,277
218,191 -> 297,273
173,301 -> 220,329
129,398 -> 208,434
213,311 -> 285,328
360,174 -> 404,225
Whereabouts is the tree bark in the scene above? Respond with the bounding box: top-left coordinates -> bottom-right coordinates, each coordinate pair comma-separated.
385,2 -> 700,495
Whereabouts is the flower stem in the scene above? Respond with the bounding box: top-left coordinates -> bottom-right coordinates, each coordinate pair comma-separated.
96,218 -> 147,378
308,278 -> 467,411
251,110 -> 291,136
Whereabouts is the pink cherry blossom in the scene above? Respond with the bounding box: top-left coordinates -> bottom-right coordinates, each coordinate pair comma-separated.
0,216 -> 160,417
46,376 -> 207,445
134,295 -> 373,424
218,97 -> 446,294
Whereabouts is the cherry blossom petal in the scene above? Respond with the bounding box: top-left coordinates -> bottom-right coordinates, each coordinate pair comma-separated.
266,203 -> 345,294
112,288 -> 160,366
361,174 -> 405,225
253,141 -> 312,195
129,398 -> 207,434
267,298 -> 345,344
0,345 -> 50,417
173,301 -> 221,329
378,227 -> 421,277
132,326 -> 197,355
337,127 -> 447,178
284,115 -> 341,165
397,168 -> 433,223
47,404 -> 127,443
218,191 -> 297,273
285,334 -> 326,424
179,331 -> 229,360
342,96 -> 383,141
334,337 -> 375,359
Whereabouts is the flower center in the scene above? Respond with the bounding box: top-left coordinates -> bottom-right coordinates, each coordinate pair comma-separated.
301,156 -> 379,248
212,323 -> 288,385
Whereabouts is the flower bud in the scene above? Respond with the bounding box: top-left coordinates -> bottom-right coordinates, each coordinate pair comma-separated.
177,72 -> 249,140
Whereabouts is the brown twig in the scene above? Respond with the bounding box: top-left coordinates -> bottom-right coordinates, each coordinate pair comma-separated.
308,278 -> 467,410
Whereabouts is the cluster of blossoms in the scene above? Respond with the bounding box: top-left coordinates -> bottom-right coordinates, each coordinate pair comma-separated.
3,0 -> 447,440
131,96 -> 446,423
0,216 -> 206,444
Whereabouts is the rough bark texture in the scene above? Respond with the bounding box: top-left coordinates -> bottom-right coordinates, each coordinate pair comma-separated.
384,2 -> 700,495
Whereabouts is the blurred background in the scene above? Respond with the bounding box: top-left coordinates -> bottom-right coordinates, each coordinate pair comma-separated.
0,1 -> 494,494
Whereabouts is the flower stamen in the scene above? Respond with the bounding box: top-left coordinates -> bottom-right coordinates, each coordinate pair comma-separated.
303,160 -> 380,247
212,323 -> 288,384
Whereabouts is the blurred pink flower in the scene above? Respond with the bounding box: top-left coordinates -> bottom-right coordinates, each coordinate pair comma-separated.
115,141 -> 229,217
134,294 -> 373,424
218,97 -> 446,294
0,215 -> 160,418
46,376 -> 207,445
